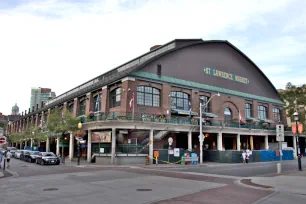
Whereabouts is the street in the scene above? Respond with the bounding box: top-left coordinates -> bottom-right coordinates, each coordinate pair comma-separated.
1,158 -> 306,204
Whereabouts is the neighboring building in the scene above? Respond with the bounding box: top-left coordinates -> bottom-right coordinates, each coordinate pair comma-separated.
11,103 -> 20,115
30,87 -> 56,110
8,39 -> 303,163
0,112 -> 8,130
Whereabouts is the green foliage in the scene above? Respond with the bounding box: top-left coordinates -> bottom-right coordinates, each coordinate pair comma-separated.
280,83 -> 306,132
47,109 -> 79,134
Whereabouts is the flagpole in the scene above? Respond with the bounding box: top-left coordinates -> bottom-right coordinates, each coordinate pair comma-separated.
132,93 -> 135,121
239,109 -> 240,129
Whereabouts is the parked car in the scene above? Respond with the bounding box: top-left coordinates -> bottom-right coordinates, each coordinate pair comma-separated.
15,150 -> 23,159
25,151 -> 40,163
20,150 -> 31,161
36,152 -> 60,165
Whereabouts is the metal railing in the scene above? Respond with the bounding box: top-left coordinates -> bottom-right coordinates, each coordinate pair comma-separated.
82,111 -> 280,131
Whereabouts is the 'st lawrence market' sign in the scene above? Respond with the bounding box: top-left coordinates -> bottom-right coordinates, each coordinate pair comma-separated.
203,67 -> 249,84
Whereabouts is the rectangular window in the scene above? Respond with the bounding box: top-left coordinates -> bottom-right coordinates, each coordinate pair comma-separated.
245,103 -> 252,118
258,106 -> 267,120
200,96 -> 210,112
157,64 -> 162,76
273,108 -> 281,121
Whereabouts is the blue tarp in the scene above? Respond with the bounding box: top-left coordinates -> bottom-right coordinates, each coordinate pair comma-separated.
260,150 -> 294,162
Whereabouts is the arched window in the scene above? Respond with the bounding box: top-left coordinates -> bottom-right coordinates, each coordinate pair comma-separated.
78,99 -> 86,116
92,94 -> 101,112
171,91 -> 189,110
137,86 -> 160,107
273,108 -> 281,121
224,107 -> 232,122
109,88 -> 121,108
258,106 -> 268,120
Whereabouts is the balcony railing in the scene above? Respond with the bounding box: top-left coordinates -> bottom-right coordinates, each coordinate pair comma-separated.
81,112 -> 282,131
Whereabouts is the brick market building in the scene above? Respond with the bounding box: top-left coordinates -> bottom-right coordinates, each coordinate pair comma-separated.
7,39 -> 303,164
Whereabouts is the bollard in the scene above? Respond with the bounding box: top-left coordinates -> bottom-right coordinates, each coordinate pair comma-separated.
277,163 -> 281,174
298,155 -> 302,171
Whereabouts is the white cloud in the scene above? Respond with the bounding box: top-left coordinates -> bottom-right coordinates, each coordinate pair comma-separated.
0,0 -> 298,114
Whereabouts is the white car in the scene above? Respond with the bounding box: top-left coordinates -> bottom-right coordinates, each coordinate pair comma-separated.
15,150 -> 23,159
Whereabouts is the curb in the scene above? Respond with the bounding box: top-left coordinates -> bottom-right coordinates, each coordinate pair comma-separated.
251,191 -> 279,204
236,179 -> 274,191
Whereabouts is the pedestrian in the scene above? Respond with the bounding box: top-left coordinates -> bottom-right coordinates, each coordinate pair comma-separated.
245,149 -> 251,164
242,150 -> 246,163
6,150 -> 12,168
0,152 -> 3,169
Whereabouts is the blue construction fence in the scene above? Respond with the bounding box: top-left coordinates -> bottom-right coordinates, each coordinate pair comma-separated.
203,150 -> 294,163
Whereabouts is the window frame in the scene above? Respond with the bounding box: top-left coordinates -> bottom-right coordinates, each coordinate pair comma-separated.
200,96 -> 210,112
258,105 -> 268,120
92,94 -> 102,112
78,99 -> 86,116
245,103 -> 252,118
137,86 -> 160,107
109,88 -> 122,108
171,91 -> 190,110
273,107 -> 281,121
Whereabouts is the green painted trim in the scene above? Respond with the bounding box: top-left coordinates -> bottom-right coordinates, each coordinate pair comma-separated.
130,71 -> 285,106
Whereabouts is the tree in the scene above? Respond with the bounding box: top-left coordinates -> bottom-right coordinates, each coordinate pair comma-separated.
280,83 -> 306,133
46,109 -> 79,158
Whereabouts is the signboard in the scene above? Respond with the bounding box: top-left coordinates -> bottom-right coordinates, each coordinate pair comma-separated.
0,136 -> 7,144
91,131 -> 111,143
292,124 -> 304,134
276,124 -> 284,142
168,149 -> 174,155
174,148 -> 180,157
119,130 -> 128,134
203,67 -> 249,84
100,148 -> 104,153
154,151 -> 159,158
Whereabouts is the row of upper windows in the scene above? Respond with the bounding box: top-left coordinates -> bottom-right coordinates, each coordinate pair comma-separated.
71,86 -> 282,120
245,103 -> 281,121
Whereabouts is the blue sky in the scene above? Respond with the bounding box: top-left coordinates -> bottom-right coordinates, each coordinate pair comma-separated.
0,0 -> 305,115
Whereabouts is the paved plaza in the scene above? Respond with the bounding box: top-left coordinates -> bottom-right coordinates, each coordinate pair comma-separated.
1,158 -> 306,204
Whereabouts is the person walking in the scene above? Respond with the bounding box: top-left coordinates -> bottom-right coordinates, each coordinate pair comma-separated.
6,150 -> 12,168
242,151 -> 246,164
0,152 -> 3,169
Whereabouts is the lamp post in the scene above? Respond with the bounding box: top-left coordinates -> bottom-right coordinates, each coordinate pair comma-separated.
293,112 -> 302,171
199,92 -> 220,165
77,122 -> 82,165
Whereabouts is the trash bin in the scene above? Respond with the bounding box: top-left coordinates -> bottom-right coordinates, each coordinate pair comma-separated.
191,153 -> 198,165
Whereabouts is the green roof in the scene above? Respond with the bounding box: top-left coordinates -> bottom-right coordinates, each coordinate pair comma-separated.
130,71 -> 284,106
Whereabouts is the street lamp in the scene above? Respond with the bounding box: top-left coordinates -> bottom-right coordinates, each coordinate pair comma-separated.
293,112 -> 302,171
199,92 -> 220,165
77,122 -> 82,165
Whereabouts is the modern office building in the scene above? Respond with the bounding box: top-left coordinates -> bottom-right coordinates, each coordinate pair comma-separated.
8,39 -> 304,164
30,87 -> 56,110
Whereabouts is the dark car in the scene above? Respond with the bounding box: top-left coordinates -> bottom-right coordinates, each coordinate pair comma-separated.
25,151 -> 40,163
36,152 -> 60,165
20,150 -> 31,161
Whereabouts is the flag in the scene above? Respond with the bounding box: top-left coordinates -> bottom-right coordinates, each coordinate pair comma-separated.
189,101 -> 192,117
239,110 -> 243,124
129,95 -> 134,109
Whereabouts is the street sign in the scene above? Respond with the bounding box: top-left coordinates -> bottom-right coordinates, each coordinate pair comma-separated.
276,124 -> 284,142
0,136 -> 6,144
168,149 -> 174,155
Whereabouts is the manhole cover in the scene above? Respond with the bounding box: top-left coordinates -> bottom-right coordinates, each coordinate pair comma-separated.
43,188 -> 58,191
137,189 -> 152,192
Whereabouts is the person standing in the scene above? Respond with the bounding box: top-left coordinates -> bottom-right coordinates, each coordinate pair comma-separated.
0,152 -> 3,169
242,151 -> 246,164
6,150 -> 12,168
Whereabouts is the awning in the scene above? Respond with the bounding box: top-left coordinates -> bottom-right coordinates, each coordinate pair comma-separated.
202,112 -> 218,118
260,119 -> 275,124
246,117 -> 259,122
171,109 -> 198,116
